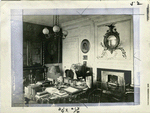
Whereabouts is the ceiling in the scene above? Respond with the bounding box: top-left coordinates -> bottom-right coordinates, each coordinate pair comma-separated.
23,15 -> 106,27
23,15 -> 88,27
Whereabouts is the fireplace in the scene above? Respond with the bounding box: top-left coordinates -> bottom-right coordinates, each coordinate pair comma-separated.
97,68 -> 131,96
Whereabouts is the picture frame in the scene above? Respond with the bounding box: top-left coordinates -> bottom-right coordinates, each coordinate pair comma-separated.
81,39 -> 90,53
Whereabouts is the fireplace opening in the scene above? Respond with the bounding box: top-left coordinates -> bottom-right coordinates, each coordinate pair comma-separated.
108,75 -> 118,85
107,74 -> 119,91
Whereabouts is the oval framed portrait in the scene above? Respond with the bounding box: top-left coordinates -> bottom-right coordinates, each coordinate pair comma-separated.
81,39 -> 90,53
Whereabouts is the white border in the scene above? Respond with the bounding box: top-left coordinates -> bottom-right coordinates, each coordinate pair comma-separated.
1,1 -> 150,113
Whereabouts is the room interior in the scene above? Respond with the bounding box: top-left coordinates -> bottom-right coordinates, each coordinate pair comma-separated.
22,14 -> 135,104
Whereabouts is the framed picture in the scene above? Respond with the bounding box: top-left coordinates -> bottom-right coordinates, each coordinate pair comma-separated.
83,55 -> 88,60
81,39 -> 90,53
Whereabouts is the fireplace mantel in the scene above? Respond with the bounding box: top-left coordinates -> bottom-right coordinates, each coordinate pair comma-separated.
97,68 -> 131,85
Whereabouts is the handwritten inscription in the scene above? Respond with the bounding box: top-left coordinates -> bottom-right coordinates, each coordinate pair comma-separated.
130,1 -> 142,6
58,107 -> 80,113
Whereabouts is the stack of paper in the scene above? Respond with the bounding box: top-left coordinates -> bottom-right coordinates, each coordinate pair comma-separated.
45,87 -> 59,94
37,91 -> 48,96
53,91 -> 68,97
35,93 -> 50,99
63,87 -> 79,94
35,91 -> 50,99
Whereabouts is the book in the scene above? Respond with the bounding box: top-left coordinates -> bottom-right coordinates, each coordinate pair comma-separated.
37,91 -> 49,96
35,94 -> 50,99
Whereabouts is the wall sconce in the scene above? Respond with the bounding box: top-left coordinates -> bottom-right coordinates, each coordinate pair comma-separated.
62,30 -> 68,39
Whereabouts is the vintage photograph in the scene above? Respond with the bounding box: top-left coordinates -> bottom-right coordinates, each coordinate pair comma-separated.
18,14 -> 138,106
2,0 -> 150,112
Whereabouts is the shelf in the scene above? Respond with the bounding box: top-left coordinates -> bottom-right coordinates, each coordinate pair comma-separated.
23,66 -> 46,70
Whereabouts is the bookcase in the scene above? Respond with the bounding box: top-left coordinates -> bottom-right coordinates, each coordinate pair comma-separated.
23,22 -> 62,86
23,22 -> 47,86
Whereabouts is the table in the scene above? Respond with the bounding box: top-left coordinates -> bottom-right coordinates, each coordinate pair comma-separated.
26,84 -> 89,104
36,90 -> 87,104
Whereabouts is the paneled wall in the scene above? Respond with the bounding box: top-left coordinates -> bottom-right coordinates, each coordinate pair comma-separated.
62,20 -> 95,72
61,15 -> 133,84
